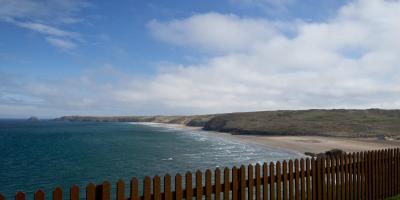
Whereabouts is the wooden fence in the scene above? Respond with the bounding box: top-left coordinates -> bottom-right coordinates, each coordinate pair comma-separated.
1,148 -> 399,200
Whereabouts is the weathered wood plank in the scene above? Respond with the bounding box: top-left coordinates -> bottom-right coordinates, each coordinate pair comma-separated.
34,190 -> 44,200
248,164 -> 254,200
53,187 -> 62,200
205,170 -> 212,200
175,174 -> 183,200
215,168 -> 221,200
224,168 -> 230,200
276,162 -> 282,200
256,164 -> 262,200
164,174 -> 172,200
70,185 -> 79,200
116,180 -> 124,200
130,178 -> 139,200
185,172 -> 193,200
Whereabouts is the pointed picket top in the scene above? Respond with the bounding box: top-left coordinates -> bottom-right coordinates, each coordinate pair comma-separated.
130,178 -> 138,200
86,183 -> 96,200
34,189 -> 44,200
15,192 -> 25,200
116,179 -> 125,200
53,187 -> 62,200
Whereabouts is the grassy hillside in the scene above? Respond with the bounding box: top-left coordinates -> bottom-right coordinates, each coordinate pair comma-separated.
202,109 -> 400,137
55,109 -> 400,138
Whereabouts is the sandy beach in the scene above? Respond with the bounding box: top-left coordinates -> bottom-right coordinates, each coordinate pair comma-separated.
231,135 -> 400,154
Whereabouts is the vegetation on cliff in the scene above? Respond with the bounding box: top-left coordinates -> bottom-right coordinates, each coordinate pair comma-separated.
55,109 -> 400,138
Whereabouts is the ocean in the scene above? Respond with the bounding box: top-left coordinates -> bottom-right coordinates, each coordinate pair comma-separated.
0,120 -> 299,199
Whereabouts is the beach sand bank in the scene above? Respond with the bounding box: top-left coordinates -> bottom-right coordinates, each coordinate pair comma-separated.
231,135 -> 400,154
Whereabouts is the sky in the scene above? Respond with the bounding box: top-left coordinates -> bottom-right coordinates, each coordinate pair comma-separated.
1,0 -> 400,118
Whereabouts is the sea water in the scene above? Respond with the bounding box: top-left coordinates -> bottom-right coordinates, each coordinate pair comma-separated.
0,120 -> 299,199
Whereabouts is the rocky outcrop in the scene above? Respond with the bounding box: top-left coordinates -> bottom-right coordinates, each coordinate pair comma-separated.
27,116 -> 39,122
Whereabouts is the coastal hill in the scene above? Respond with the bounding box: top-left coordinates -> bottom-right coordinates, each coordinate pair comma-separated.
55,109 -> 400,138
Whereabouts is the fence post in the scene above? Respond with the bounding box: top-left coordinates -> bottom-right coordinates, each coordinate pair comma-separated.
15,192 -> 25,200
164,174 -> 172,200
263,163 -> 268,200
311,158 -> 316,200
196,170 -> 203,200
283,161 -> 288,200
175,174 -> 183,200
205,170 -> 212,200
143,177 -> 151,200
86,183 -> 96,200
223,168 -> 229,200
34,190 -> 44,200
70,185 -> 79,200
153,176 -> 161,200
116,180 -> 124,200
185,171 -> 193,200
130,178 -> 139,200
255,164 -> 262,200
53,187 -> 62,200
276,162 -> 282,200
215,168 -> 221,200
0,193 -> 4,200
239,166 -> 246,200
248,164 -> 254,200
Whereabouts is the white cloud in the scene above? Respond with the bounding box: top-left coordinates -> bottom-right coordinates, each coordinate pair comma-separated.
0,0 -> 87,49
148,12 -> 285,53
16,22 -> 80,38
45,37 -> 77,50
136,0 -> 400,113
3,0 -> 400,117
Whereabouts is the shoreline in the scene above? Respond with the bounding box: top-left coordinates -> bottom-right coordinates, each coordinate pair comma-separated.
231,135 -> 400,154
132,122 -> 400,154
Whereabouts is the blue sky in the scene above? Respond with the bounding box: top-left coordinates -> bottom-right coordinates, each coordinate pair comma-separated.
1,0 -> 400,118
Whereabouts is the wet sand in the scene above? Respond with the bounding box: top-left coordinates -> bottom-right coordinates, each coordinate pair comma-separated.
231,135 -> 400,154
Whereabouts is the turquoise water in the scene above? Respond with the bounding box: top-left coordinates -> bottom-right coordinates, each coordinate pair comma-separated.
0,120 -> 299,199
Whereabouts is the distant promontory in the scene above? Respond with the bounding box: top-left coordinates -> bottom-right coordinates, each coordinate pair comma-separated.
27,116 -> 40,122
54,109 -> 400,138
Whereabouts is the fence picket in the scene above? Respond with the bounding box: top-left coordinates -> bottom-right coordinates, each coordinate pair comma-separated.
34,190 -> 44,200
116,180 -> 124,200
143,177 -> 151,200
289,160 -> 294,200
256,164 -> 262,200
130,178 -> 139,200
164,174 -> 172,200
70,185 -> 79,200
263,163 -> 268,200
232,167 -> 238,200
270,162 -> 275,200
240,166 -> 246,200
86,183 -> 95,200
205,170 -> 212,200
15,192 -> 25,200
277,162 -> 282,200
283,161 -> 289,200
175,174 -> 183,200
248,164 -> 254,200
223,168 -> 229,200
53,187 -> 62,200
306,159 -> 311,200
311,158 -> 316,200
326,157 -> 331,200
300,159 -> 305,200
185,172 -> 193,200
196,170 -> 202,200
215,168 -> 221,200
295,159 -> 300,200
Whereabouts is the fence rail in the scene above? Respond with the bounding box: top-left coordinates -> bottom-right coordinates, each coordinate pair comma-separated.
1,148 -> 399,200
